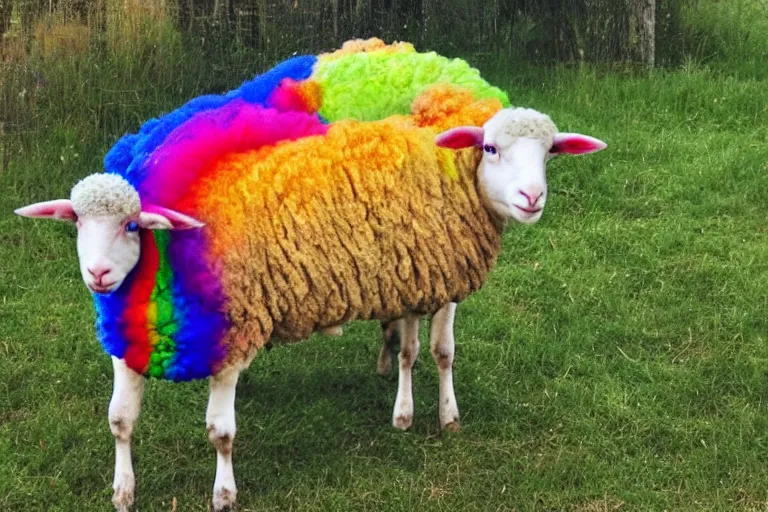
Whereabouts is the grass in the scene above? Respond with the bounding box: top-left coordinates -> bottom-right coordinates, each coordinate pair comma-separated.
2,1 -> 768,510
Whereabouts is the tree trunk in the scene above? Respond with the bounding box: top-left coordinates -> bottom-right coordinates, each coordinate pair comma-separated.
0,0 -> 13,37
630,0 -> 655,67
212,0 -> 229,24
421,0 -> 431,46
253,0 -> 266,47
353,0 -> 366,35
331,0 -> 338,38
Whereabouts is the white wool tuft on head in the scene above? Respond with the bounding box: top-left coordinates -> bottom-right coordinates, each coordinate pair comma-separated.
70,173 -> 141,218
483,108 -> 558,150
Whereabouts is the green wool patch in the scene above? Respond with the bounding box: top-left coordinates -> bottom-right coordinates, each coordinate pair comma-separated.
313,51 -> 510,122
148,230 -> 178,378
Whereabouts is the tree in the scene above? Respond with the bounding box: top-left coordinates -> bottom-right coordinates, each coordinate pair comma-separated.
630,0 -> 656,67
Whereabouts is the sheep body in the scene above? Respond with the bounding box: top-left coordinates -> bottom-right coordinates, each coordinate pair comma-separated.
92,39 -> 511,381
94,90 -> 508,380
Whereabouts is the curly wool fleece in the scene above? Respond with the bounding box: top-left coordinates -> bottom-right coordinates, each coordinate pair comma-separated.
484,108 -> 557,150
178,115 -> 504,364
71,174 -> 140,218
95,39 -> 508,381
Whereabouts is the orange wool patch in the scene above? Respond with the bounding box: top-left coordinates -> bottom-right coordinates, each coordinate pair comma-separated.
294,80 -> 322,113
272,78 -> 323,114
411,84 -> 503,132
183,118 -> 440,259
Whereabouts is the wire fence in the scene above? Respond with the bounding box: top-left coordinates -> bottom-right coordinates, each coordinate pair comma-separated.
0,0 -> 731,170
2,0 -> 691,63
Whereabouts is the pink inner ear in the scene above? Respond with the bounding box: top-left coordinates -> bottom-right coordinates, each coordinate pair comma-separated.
14,199 -> 77,222
142,204 -> 204,230
551,133 -> 607,155
435,126 -> 485,149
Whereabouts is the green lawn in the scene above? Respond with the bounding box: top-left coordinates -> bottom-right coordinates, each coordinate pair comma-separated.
2,8 -> 768,512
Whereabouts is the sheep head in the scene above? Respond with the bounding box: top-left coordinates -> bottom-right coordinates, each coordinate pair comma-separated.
436,107 -> 607,224
15,173 -> 203,294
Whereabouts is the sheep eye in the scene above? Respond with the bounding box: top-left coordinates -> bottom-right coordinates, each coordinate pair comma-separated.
125,221 -> 140,233
483,144 -> 497,155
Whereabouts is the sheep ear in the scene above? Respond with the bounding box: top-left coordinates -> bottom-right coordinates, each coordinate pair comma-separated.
550,133 -> 607,156
435,126 -> 485,149
139,205 -> 204,230
15,199 -> 77,222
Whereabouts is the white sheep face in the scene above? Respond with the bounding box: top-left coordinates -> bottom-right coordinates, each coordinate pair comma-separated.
436,107 -> 607,224
75,215 -> 142,293
15,174 -> 204,295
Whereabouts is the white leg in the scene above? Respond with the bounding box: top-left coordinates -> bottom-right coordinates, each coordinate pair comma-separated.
430,302 -> 460,431
392,316 -> 420,430
109,356 -> 145,512
376,320 -> 399,376
207,366 -> 240,512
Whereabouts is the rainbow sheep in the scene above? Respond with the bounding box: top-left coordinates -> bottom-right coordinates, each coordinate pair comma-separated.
15,40 -> 606,511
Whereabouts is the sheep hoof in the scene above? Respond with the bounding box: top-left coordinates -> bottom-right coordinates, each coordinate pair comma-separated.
376,355 -> 392,376
213,487 -> 237,512
441,420 -> 460,433
321,326 -> 343,337
393,414 -> 413,430
112,484 -> 134,512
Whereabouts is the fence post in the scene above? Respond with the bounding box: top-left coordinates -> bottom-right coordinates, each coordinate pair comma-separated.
630,0 -> 655,67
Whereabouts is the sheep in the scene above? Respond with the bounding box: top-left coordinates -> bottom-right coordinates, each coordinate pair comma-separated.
14,42 -> 607,511
373,94 -> 609,431
98,36 -> 514,430
311,39 -> 608,433
313,38 -> 574,432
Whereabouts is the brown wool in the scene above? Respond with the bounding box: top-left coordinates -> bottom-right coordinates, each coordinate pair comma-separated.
206,107 -> 505,366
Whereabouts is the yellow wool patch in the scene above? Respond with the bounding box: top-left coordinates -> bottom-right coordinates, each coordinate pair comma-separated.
438,148 -> 458,180
193,118 -> 438,243
146,301 -> 159,347
318,37 -> 415,62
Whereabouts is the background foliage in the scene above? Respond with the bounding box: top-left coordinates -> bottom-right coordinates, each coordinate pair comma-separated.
2,0 -> 765,152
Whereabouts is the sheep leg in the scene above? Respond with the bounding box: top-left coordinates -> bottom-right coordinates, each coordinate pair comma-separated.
207,366 -> 240,512
392,316 -> 420,430
430,302 -> 460,432
109,356 -> 145,512
376,319 -> 400,376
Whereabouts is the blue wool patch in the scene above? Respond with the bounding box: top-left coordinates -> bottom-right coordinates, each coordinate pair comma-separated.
96,55 -> 318,381
104,55 -> 319,188
162,230 -> 229,381
93,267 -> 137,359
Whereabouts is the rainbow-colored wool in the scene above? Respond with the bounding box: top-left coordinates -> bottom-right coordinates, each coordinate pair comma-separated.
95,38 -> 510,381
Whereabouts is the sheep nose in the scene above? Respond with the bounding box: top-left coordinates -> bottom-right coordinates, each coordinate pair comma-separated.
88,266 -> 111,284
519,189 -> 544,207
